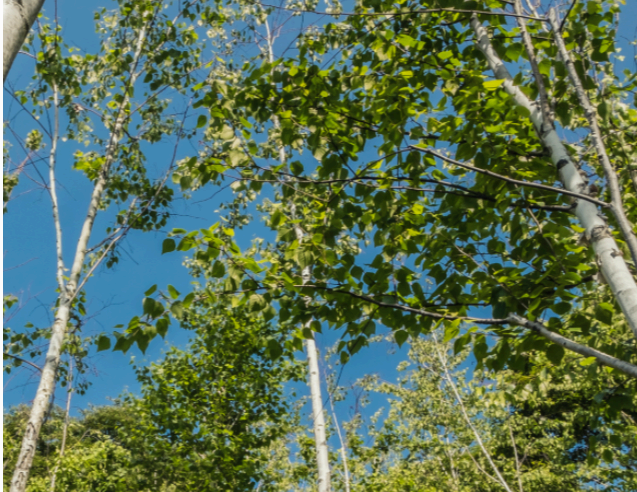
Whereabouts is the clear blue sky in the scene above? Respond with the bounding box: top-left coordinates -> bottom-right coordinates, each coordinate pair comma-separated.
3,0 -> 636,432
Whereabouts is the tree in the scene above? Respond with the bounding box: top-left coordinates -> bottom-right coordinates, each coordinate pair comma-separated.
4,1 -> 208,488
310,333 -> 637,491
171,0 -> 637,378
4,294 -> 300,491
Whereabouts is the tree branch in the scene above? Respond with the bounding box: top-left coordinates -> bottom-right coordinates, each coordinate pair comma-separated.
409,146 -> 610,208
3,353 -> 42,372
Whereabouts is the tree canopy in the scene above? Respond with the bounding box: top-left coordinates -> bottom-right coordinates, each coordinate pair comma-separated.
3,0 -> 637,490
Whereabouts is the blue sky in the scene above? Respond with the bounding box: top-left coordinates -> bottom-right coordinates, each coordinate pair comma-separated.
3,0 -> 637,438
1,1 -> 410,435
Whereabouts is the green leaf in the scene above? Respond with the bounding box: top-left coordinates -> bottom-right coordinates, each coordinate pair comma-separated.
145,284 -> 157,296
443,319 -> 460,343
197,115 -> 207,128
96,335 -> 111,352
167,285 -> 180,299
394,330 -> 408,347
580,357 -> 597,366
142,297 -> 156,316
267,339 -> 282,360
211,260 -> 226,278
170,301 -> 184,319
162,238 -> 176,254
483,79 -> 505,90
156,317 -> 169,338
546,344 -> 565,365
183,292 -> 195,308
594,303 -> 613,326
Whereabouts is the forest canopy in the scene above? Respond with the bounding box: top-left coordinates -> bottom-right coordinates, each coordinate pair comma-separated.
3,0 -> 637,490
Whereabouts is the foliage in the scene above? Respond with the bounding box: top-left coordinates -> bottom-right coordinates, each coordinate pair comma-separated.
3,299 -> 300,492
157,0 -> 637,378
267,334 -> 637,491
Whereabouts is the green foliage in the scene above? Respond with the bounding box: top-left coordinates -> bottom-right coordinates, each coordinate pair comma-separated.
168,0 -> 637,378
282,335 -> 636,491
4,299 -> 301,491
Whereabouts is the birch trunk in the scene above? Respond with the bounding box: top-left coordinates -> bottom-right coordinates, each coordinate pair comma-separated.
9,24 -> 148,492
471,16 -> 637,339
3,0 -> 45,82
304,332 -> 332,492
49,358 -> 72,492
264,19 -> 332,491
548,8 -> 637,267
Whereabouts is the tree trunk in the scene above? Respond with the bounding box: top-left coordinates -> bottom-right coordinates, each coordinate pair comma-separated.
264,17 -> 332,491
304,334 -> 332,492
3,0 -> 46,82
471,15 -> 637,338
49,358 -> 72,492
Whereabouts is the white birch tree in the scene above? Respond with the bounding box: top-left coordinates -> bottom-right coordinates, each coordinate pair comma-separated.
4,1 -> 211,488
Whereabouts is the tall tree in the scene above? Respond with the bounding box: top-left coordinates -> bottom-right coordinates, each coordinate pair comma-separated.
5,1 -> 208,488
4,294 -> 300,492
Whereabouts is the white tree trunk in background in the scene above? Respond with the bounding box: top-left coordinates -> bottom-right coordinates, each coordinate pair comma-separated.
304,331 -> 332,492
3,0 -> 46,82
265,18 -> 332,491
471,16 -> 637,339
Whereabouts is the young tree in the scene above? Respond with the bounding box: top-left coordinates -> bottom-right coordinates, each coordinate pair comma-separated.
4,1 -> 210,488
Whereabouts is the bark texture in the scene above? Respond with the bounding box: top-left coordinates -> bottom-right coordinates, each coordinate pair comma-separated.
471,16 -> 637,339
548,8 -> 637,268
3,0 -> 45,82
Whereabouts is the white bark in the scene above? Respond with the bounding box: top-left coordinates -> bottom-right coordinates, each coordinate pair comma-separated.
471,16 -> 637,339
49,358 -> 72,492
49,83 -> 65,293
9,24 -> 148,492
3,0 -> 45,82
304,333 -> 332,492
265,19 -> 332,491
548,8 -> 637,267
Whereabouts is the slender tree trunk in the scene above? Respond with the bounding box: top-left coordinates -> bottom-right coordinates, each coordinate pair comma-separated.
471,15 -> 637,339
264,18 -> 332,491
3,0 -> 46,82
328,388 -> 351,492
49,358 -> 72,492
9,23 -> 148,492
432,333 -> 515,492
304,333 -> 332,492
